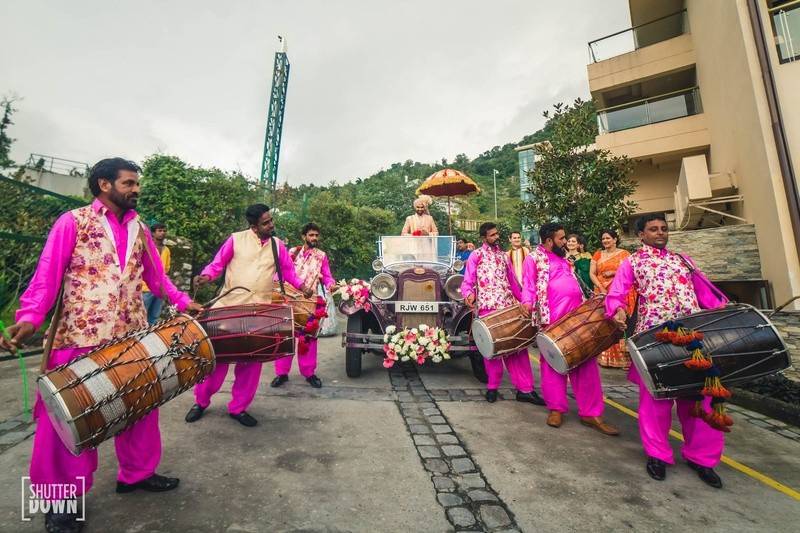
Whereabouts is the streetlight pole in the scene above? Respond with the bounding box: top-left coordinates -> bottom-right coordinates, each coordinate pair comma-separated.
493,169 -> 499,220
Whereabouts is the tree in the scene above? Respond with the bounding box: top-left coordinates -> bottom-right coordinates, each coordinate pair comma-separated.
0,96 -> 18,170
519,99 -> 636,250
137,154 -> 262,279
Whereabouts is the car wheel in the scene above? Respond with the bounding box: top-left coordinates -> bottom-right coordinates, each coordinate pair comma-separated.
469,352 -> 488,384
346,313 -> 364,378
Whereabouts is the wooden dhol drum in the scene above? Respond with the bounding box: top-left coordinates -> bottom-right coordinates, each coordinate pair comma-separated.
198,303 -> 295,363
38,315 -> 215,456
536,295 -> 622,375
472,304 -> 537,359
272,287 -> 318,337
628,303 -> 790,399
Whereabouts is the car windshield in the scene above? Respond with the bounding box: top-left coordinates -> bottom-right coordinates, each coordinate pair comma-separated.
378,236 -> 455,272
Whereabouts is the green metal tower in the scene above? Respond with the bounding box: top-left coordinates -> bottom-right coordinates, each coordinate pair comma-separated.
260,36 -> 290,194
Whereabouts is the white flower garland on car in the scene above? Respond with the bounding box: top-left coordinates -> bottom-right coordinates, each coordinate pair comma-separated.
382,324 -> 451,368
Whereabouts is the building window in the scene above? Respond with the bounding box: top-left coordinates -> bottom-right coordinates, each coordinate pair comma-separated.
517,149 -> 534,201
769,0 -> 800,63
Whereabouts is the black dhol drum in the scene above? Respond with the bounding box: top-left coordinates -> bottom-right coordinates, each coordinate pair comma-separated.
627,303 -> 790,399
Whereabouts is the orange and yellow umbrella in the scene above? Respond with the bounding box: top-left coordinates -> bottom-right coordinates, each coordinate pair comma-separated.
416,169 -> 481,234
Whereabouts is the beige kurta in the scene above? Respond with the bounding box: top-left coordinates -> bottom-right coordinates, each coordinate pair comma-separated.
401,214 -> 439,236
214,230 -> 276,308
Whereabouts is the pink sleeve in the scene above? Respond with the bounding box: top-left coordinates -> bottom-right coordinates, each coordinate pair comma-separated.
15,212 -> 77,329
320,255 -> 336,289
685,256 -> 729,309
276,239 -> 305,291
506,256 -> 522,301
521,255 -> 538,306
460,252 -> 479,299
140,225 -> 191,311
604,259 -> 635,318
200,236 -> 234,280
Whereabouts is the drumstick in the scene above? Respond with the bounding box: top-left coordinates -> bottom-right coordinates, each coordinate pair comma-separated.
0,320 -> 31,420
200,286 -> 252,309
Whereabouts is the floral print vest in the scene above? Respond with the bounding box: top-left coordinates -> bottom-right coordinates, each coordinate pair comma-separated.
54,205 -> 147,348
474,245 -> 515,311
630,244 -> 700,334
291,246 -> 326,293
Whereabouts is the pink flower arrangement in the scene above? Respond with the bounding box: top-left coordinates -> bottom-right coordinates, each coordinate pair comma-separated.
333,279 -> 372,312
382,324 -> 451,369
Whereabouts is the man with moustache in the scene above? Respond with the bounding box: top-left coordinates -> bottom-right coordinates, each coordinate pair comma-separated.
606,213 -> 727,488
461,222 -> 544,405
271,222 -> 336,389
521,222 -> 618,435
185,204 -> 312,427
0,158 -> 203,533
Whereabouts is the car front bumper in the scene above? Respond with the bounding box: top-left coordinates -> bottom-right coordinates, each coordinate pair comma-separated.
342,332 -> 478,355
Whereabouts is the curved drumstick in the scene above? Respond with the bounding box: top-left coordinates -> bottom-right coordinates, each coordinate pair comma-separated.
200,286 -> 252,309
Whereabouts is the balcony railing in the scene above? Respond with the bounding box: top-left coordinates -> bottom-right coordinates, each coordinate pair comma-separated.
770,0 -> 800,63
596,87 -> 702,134
588,9 -> 688,63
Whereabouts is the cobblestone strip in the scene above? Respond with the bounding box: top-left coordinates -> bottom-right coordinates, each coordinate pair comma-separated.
390,366 -> 522,533
0,412 -> 35,454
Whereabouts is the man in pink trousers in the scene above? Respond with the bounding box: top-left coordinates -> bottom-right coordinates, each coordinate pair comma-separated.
186,204 -> 311,428
521,222 -> 618,435
0,158 -> 203,533
460,222 -> 544,406
271,222 -> 336,389
606,213 -> 727,489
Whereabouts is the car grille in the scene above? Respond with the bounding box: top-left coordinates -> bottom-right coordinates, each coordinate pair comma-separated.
398,271 -> 441,329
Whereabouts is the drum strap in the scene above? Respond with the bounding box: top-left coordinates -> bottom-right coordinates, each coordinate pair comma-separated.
271,237 -> 286,295
676,253 -> 728,303
39,285 -> 64,374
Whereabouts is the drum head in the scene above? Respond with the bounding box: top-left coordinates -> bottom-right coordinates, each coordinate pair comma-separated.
38,376 -> 81,456
536,333 -> 570,375
471,319 -> 495,359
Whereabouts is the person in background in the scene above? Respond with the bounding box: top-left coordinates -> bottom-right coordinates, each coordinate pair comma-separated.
590,229 -> 635,369
507,231 -> 528,286
565,233 -> 592,296
455,238 -> 471,274
142,223 -> 171,324
466,242 -> 475,252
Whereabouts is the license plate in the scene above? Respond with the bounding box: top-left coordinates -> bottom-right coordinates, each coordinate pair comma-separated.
396,301 -> 439,313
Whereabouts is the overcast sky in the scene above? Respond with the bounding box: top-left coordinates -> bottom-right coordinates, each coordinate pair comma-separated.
0,0 -> 629,185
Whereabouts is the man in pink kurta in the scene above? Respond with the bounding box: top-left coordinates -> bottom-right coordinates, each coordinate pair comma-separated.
186,204 -> 309,428
460,222 -> 544,405
606,213 -> 727,489
521,223 -> 618,435
0,158 -> 202,533
272,223 -> 336,388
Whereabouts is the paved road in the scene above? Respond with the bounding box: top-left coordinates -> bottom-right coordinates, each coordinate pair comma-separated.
0,323 -> 799,532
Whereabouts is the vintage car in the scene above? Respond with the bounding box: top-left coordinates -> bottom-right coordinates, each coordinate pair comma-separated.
341,235 -> 487,382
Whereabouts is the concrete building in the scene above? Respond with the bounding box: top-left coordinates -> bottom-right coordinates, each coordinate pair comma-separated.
19,154 -> 89,198
585,0 -> 800,307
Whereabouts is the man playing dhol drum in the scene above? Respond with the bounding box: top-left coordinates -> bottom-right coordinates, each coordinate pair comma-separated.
271,222 -> 336,389
461,222 -> 544,405
0,158 -> 203,533
606,213 -> 727,488
521,223 -> 619,435
186,204 -> 311,427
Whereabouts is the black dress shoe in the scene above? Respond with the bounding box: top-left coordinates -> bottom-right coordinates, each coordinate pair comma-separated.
515,390 -> 545,406
687,460 -> 723,489
271,374 -> 289,388
229,411 -> 258,427
646,457 -> 666,481
184,404 -> 205,423
116,473 -> 180,493
306,375 -> 322,388
485,389 -> 499,403
45,510 -> 83,533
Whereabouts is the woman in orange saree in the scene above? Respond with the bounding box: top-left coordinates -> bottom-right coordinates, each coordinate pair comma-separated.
590,229 -> 636,369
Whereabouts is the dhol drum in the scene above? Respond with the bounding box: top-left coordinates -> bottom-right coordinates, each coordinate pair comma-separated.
628,303 -> 790,399
38,315 -> 215,456
198,303 -> 295,363
472,304 -> 537,359
272,287 -> 320,337
536,295 -> 622,375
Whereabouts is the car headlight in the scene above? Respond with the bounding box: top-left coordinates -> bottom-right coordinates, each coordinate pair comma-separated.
452,259 -> 464,272
372,259 -> 384,272
371,273 -> 396,300
444,274 -> 464,301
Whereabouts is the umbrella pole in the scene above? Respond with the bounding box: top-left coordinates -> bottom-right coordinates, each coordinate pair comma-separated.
448,196 -> 452,234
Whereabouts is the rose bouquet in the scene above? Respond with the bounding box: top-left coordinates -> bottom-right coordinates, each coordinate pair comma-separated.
333,278 -> 372,313
381,324 -> 451,368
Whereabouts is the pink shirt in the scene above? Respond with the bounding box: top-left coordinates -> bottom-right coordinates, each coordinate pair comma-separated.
520,247 -> 584,323
294,246 -> 336,290
200,233 -> 306,291
17,199 -> 191,330
460,243 -> 523,304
